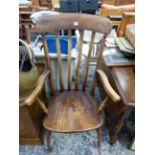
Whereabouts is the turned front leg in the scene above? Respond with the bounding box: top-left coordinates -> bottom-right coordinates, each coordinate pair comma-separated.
96,127 -> 102,148
46,130 -> 52,151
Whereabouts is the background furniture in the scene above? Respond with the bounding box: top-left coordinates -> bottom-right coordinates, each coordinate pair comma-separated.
19,2 -> 53,40
29,13 -> 121,151
19,39 -> 50,144
97,46 -> 135,144
60,0 -> 79,12
19,63 -> 49,144
79,0 -> 99,14
31,0 -> 53,8
117,12 -> 135,37
99,4 -> 135,16
99,4 -> 135,32
59,0 -> 99,14
97,13 -> 135,144
101,0 -> 134,6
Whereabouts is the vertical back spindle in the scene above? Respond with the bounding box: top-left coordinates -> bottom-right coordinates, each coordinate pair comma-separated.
42,34 -> 55,95
82,32 -> 96,91
55,31 -> 64,91
90,38 -> 106,95
68,30 -> 72,90
75,30 -> 84,90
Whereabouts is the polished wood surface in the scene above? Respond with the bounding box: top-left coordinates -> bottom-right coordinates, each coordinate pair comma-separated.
43,91 -> 103,132
111,67 -> 135,106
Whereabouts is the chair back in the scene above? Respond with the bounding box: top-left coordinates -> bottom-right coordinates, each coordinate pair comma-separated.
35,13 -> 112,95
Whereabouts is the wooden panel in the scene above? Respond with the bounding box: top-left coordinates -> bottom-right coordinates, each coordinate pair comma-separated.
55,31 -> 64,91
75,30 -> 84,90
19,99 -> 44,144
111,67 -> 135,106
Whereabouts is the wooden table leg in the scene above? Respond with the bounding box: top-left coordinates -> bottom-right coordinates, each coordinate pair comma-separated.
106,113 -> 115,144
110,107 -> 132,144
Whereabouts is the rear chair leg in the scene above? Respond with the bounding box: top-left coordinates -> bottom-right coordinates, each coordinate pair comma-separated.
46,130 -> 52,151
97,127 -> 102,148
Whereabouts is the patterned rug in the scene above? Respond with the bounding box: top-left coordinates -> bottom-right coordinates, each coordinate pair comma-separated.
20,126 -> 134,155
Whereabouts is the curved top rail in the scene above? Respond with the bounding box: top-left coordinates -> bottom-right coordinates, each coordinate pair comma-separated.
35,13 -> 112,36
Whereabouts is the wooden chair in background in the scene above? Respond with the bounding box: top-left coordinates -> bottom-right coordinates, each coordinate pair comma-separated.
99,4 -> 135,33
117,12 -> 135,37
22,13 -> 121,150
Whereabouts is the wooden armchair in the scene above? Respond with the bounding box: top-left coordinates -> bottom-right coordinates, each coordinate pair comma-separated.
99,4 -> 135,33
117,12 -> 135,37
25,13 -> 121,150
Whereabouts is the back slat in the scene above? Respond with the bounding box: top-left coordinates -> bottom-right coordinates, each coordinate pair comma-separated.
42,35 -> 55,95
75,30 -> 84,90
90,38 -> 105,95
55,31 -> 64,91
68,30 -> 72,90
82,32 -> 96,91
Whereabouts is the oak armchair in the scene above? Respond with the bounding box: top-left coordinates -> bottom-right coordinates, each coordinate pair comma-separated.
25,13 -> 121,150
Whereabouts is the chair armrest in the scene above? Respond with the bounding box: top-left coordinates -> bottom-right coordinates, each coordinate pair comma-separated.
20,68 -> 50,107
96,70 -> 121,103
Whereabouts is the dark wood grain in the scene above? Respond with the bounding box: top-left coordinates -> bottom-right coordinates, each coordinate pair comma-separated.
111,67 -> 135,106
43,91 -> 103,132
35,13 -> 112,35
97,47 -> 135,144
